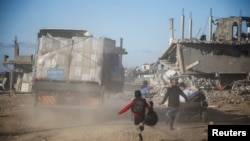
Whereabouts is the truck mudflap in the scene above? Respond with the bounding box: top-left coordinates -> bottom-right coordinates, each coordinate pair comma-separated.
87,97 -> 101,106
35,90 -> 103,108
33,81 -> 105,108
38,94 -> 56,105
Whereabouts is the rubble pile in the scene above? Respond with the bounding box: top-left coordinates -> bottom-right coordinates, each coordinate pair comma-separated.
115,69 -> 250,108
231,80 -> 250,95
204,90 -> 247,106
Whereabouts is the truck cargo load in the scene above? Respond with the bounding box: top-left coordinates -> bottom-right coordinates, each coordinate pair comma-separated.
33,29 -> 127,108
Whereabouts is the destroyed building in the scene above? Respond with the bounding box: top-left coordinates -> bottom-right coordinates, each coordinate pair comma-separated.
158,15 -> 250,93
1,37 -> 33,93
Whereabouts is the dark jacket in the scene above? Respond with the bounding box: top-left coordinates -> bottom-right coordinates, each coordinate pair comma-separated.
160,85 -> 189,107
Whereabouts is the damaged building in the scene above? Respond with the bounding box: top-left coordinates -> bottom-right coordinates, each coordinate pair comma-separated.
158,15 -> 250,93
1,37 -> 33,93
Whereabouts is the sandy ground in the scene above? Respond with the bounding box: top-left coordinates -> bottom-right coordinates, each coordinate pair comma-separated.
0,84 -> 250,141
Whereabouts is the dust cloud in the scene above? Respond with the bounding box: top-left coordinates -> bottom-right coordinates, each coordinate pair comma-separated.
18,92 -> 132,132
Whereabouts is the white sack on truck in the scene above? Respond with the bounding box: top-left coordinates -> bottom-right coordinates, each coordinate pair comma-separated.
69,37 -> 103,84
35,48 -> 71,80
35,36 -> 72,80
38,36 -> 72,55
35,34 -> 124,88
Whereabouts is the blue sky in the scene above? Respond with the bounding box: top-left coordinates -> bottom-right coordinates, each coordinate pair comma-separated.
0,0 -> 249,71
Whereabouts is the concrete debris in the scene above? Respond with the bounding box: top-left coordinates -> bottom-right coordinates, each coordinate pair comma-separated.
115,71 -> 250,109
231,80 -> 250,95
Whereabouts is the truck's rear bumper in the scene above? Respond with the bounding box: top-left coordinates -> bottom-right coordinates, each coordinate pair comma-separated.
33,81 -> 105,108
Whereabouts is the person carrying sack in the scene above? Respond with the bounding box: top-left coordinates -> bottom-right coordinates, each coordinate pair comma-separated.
118,90 -> 152,141
159,78 -> 189,130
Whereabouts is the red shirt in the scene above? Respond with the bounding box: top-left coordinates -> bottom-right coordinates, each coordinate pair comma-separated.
118,99 -> 152,117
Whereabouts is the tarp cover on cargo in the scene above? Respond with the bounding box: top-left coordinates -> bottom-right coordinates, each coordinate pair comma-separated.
35,35 -> 124,85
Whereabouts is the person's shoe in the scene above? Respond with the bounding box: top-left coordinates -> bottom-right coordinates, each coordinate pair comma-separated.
165,120 -> 169,125
139,125 -> 144,131
138,134 -> 143,141
139,123 -> 144,131
169,126 -> 174,130
169,122 -> 174,130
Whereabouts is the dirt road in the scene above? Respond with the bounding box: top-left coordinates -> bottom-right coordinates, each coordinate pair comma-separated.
0,84 -> 250,141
